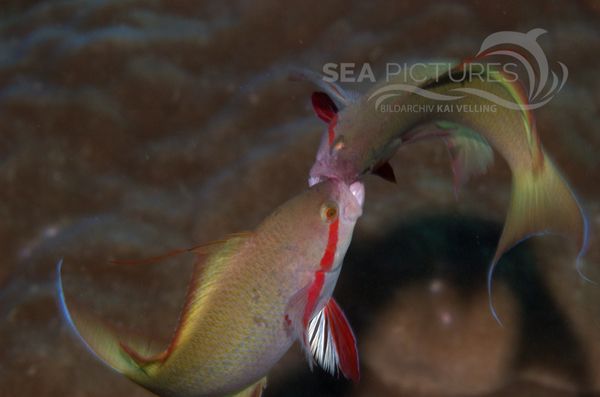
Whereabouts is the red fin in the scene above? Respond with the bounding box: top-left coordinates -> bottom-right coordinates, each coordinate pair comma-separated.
308,298 -> 360,382
373,161 -> 397,184
289,68 -> 352,106
311,91 -> 338,123
326,299 -> 360,382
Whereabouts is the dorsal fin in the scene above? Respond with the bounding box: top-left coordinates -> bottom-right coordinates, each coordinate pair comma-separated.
119,234 -> 252,367
110,233 -> 252,266
289,68 -> 352,106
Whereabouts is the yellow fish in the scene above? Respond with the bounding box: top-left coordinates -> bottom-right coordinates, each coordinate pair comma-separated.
303,63 -> 588,321
58,179 -> 364,397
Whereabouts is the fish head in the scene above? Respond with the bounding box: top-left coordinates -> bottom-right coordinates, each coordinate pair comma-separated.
267,178 -> 364,273
308,126 -> 364,187
308,94 -> 382,186
309,178 -> 364,226
304,178 -> 364,272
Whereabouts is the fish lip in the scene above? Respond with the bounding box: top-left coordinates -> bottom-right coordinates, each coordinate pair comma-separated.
309,175 -> 364,208
308,175 -> 322,187
343,180 -> 364,222
349,181 -> 365,207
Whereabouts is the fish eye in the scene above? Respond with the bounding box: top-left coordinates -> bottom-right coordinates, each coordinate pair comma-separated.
330,135 -> 345,153
320,201 -> 339,223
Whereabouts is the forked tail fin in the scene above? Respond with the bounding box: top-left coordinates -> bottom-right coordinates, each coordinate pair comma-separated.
56,259 -> 160,383
488,153 -> 589,323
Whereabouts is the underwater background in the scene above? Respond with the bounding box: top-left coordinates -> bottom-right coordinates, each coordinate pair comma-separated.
1,0 -> 599,396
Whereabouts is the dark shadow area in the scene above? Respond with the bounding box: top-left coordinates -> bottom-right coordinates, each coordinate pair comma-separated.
266,212 -> 593,396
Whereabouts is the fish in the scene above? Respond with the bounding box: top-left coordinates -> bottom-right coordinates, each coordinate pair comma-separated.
57,179 -> 365,397
302,63 -> 588,321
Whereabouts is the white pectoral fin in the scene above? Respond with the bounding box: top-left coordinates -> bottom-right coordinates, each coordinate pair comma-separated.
307,298 -> 360,382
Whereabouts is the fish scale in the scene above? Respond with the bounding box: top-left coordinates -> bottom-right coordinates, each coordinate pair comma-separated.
58,179 -> 364,397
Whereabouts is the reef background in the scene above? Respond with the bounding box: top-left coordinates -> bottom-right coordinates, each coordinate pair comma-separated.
1,1 -> 599,396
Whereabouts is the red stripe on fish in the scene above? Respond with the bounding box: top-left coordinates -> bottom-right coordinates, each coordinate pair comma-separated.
328,115 -> 338,147
303,271 -> 325,329
302,219 -> 340,328
320,218 -> 339,271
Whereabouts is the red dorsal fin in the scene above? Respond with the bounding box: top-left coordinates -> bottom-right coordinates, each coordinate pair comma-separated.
311,91 -> 338,124
373,161 -> 397,184
307,298 -> 360,382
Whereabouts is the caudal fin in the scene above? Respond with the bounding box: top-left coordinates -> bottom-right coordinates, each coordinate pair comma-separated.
488,153 -> 589,323
56,259 -> 160,382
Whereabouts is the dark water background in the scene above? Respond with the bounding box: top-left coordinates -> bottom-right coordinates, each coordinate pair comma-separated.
1,1 -> 599,396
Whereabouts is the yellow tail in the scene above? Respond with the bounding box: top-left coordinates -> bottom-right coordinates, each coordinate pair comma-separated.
488,153 -> 589,323
56,260 -> 158,384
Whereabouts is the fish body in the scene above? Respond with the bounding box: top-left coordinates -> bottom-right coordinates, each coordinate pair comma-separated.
58,179 -> 364,397
310,65 -> 540,186
305,63 -> 588,319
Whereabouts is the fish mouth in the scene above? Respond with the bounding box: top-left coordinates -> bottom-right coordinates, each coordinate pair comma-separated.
343,180 -> 364,222
308,175 -> 322,187
349,181 -> 365,207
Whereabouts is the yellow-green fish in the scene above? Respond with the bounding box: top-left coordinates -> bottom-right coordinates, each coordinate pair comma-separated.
303,63 -> 588,320
58,179 -> 364,397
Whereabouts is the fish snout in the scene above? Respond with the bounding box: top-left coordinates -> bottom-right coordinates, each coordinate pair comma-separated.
349,181 -> 364,208
343,181 -> 364,222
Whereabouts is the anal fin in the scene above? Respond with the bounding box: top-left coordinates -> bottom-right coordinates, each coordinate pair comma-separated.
227,377 -> 267,397
307,298 -> 360,382
373,161 -> 397,184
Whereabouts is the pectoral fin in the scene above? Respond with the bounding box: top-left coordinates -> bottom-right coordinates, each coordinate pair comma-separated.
307,298 -> 360,382
436,121 -> 494,195
403,122 -> 494,195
